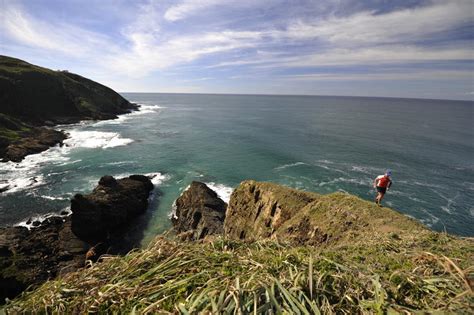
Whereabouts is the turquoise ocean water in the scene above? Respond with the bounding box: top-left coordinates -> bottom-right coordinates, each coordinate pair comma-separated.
0,94 -> 473,243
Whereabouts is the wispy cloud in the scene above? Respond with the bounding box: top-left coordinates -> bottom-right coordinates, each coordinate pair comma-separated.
164,0 -> 223,22
0,4 -> 116,57
283,1 -> 472,45
1,0 -> 472,99
279,69 -> 473,82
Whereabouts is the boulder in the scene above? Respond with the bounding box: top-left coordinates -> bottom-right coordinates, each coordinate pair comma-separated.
71,175 -> 154,243
172,182 -> 227,240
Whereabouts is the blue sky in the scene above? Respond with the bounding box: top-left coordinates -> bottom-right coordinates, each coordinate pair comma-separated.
1,0 -> 473,100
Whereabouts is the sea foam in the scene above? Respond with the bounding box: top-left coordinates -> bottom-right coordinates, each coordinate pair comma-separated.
206,182 -> 233,203
93,104 -> 164,126
64,130 -> 133,149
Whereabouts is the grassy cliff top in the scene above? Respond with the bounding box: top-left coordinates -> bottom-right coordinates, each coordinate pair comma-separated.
6,185 -> 473,314
0,55 -> 134,122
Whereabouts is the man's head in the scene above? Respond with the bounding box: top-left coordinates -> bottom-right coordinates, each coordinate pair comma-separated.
385,169 -> 392,177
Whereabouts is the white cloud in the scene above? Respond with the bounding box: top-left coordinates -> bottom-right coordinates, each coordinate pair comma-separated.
164,0 -> 223,22
281,46 -> 473,68
284,1 -> 472,45
107,29 -> 264,76
0,5 -> 117,57
279,69 -> 473,82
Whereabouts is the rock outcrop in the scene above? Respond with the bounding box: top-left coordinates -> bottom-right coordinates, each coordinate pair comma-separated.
3,127 -> 67,162
224,180 -> 427,245
71,175 -> 154,243
0,174 -> 155,303
172,182 -> 227,240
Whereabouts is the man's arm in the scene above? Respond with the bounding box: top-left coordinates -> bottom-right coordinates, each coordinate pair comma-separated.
373,178 -> 378,188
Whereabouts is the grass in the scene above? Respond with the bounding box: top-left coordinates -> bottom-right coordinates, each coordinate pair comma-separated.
6,233 -> 473,314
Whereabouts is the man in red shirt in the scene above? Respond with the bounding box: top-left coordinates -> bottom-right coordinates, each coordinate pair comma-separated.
373,170 -> 392,206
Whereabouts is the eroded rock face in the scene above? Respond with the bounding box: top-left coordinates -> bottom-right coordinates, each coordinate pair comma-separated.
224,180 -> 428,246
0,216 -> 88,303
172,182 -> 227,240
71,175 -> 154,243
224,180 -> 319,241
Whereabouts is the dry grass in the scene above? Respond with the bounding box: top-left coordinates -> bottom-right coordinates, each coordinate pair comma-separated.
5,233 -> 473,314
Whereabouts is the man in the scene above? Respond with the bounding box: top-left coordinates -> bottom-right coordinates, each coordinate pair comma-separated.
373,170 -> 392,206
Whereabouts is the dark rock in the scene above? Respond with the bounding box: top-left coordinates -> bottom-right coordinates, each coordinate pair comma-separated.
98,175 -> 117,187
0,218 -> 88,303
0,174 -> 155,304
3,128 -> 67,162
0,184 -> 9,193
172,181 -> 227,240
60,210 -> 69,216
71,175 -> 154,243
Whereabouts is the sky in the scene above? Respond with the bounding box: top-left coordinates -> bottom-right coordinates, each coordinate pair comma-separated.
0,0 -> 473,100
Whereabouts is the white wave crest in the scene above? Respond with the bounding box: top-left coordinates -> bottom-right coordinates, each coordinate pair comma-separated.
318,177 -> 371,187
274,162 -> 306,171
15,208 -> 70,230
40,195 -> 69,201
93,104 -> 165,126
64,130 -> 133,149
206,182 -> 233,203
147,172 -> 170,186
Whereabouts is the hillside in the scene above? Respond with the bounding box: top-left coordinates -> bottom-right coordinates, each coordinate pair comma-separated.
0,55 -> 137,161
5,181 -> 473,313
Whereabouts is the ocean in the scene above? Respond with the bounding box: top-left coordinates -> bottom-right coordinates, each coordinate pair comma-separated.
0,94 -> 473,243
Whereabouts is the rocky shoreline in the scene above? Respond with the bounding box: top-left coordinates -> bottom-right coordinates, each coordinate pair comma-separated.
1,127 -> 67,163
0,174 -> 154,302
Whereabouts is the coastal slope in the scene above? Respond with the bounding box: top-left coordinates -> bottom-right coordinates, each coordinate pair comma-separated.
7,181 -> 473,313
0,55 -> 137,161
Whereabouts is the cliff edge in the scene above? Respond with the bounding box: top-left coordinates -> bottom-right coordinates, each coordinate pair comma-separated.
5,181 -> 473,313
224,180 -> 428,246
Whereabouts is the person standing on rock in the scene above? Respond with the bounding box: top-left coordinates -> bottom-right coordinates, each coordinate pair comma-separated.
373,170 -> 392,206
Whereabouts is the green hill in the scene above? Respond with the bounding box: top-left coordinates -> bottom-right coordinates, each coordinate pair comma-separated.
0,55 -> 137,161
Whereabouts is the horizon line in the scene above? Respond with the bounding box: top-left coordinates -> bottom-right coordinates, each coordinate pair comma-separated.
119,92 -> 473,103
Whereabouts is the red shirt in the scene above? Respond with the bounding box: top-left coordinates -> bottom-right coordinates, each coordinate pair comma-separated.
376,175 -> 391,188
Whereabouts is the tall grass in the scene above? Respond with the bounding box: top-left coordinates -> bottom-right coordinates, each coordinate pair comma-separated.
6,235 -> 473,314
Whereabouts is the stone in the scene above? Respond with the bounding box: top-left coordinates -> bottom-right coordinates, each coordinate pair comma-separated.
172,181 -> 227,240
71,175 -> 154,243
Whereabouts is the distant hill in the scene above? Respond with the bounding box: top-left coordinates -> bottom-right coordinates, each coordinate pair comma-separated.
0,55 -> 137,161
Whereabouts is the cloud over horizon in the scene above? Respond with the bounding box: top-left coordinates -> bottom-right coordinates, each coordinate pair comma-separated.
1,0 -> 473,100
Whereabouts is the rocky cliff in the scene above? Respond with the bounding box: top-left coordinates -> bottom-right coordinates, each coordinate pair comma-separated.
0,55 -> 138,162
224,180 -> 427,246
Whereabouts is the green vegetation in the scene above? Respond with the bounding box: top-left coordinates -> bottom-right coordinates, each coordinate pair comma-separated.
6,232 -> 473,314
0,55 -> 133,122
